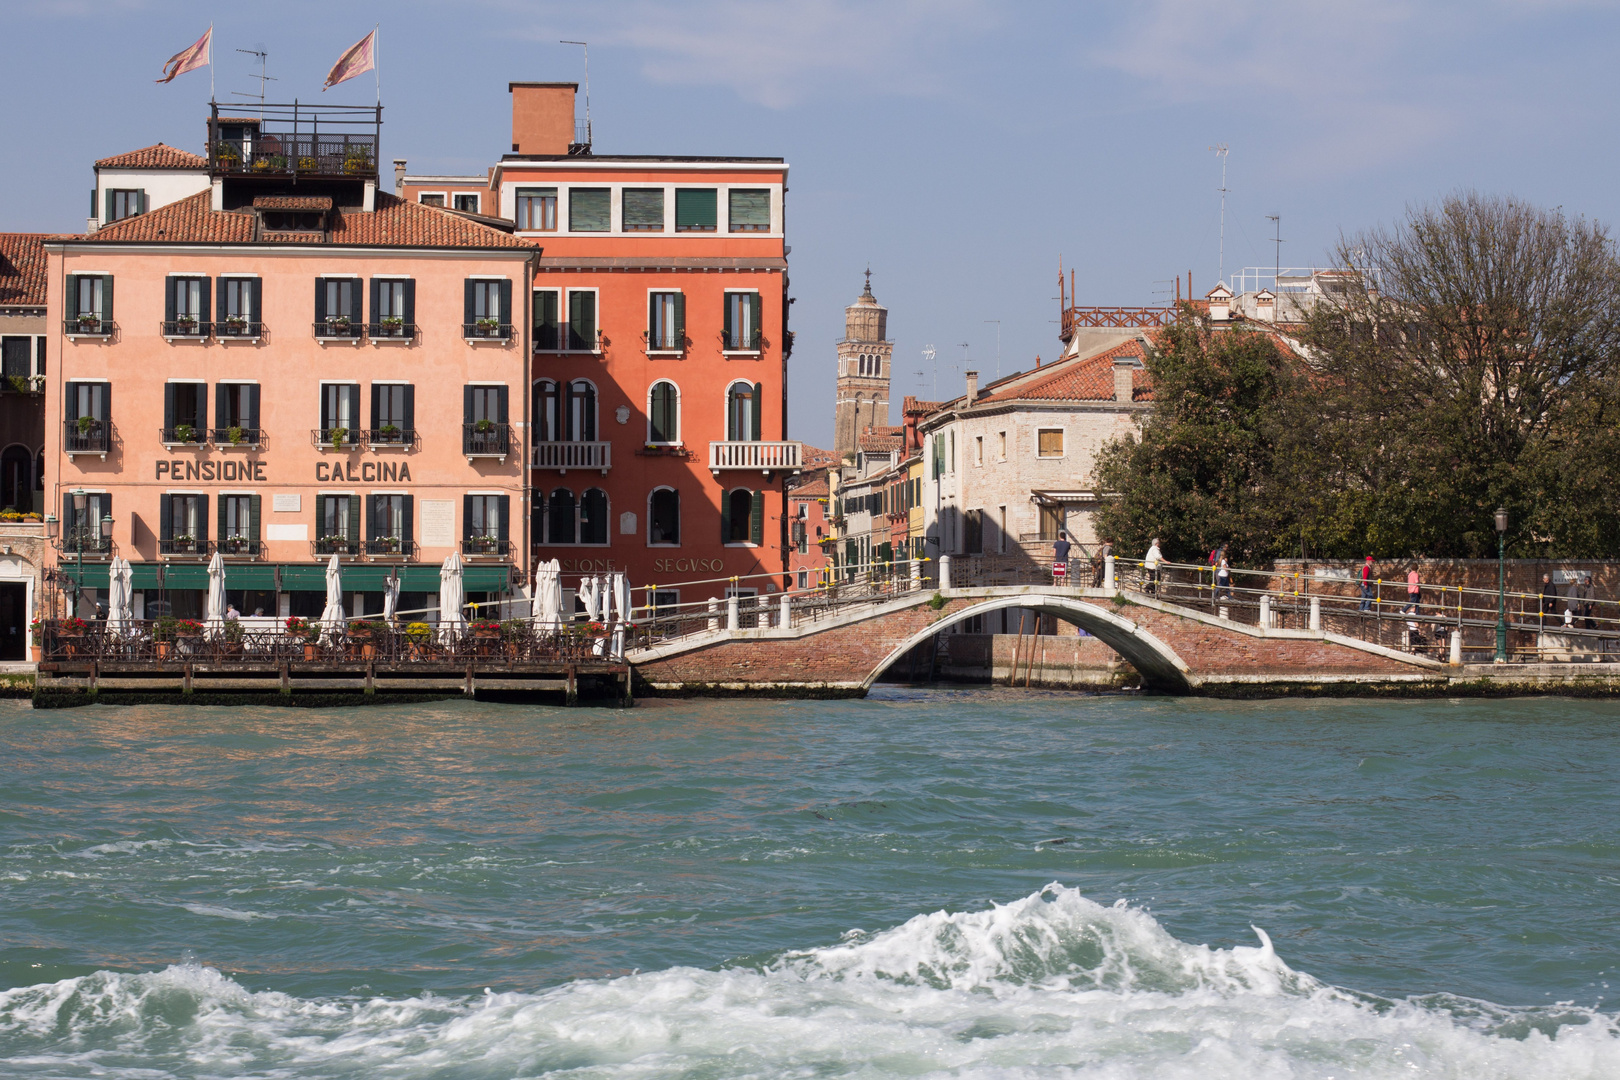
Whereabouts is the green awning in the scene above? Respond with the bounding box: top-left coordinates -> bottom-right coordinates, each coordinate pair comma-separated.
62,564 -> 110,589
98,562 -> 516,594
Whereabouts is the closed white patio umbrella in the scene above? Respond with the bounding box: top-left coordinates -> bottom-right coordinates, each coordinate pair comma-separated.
532,559 -> 562,629
204,551 -> 227,638
438,551 -> 465,643
318,553 -> 346,644
106,557 -> 134,639
611,572 -> 632,659
383,571 -> 401,624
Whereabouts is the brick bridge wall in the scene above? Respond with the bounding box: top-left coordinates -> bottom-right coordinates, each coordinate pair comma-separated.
632,593 -> 1426,695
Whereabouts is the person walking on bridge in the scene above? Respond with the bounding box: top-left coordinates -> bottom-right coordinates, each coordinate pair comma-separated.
1540,573 -> 1559,632
1405,568 -> 1422,616
1052,531 -> 1071,585
1359,556 -> 1376,612
1144,538 -> 1163,596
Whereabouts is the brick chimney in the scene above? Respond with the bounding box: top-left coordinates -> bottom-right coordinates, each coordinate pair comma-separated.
393,159 -> 406,195
965,370 -> 978,402
509,82 -> 578,155
1114,359 -> 1134,403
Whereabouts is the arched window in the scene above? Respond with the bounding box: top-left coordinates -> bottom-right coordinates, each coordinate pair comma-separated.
533,380 -> 559,443
0,447 -> 30,511
648,380 -> 679,444
568,379 -> 597,441
547,487 -> 576,544
722,487 -> 761,545
726,381 -> 760,441
649,488 -> 679,545
580,488 -> 609,545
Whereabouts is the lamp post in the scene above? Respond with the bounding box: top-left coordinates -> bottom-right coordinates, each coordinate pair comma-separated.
71,489 -> 87,616
1494,506 -> 1508,663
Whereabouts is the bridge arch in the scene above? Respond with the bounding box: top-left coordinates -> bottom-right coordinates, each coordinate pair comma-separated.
863,595 -> 1192,693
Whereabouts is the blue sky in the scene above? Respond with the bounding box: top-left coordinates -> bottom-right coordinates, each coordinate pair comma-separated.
4,0 -> 1618,449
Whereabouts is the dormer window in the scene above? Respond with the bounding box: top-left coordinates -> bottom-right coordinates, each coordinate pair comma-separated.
261,210 -> 325,231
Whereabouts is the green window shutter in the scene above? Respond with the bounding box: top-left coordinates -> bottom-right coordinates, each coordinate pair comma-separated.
462,384 -> 474,426
159,494 -> 172,541
99,382 -> 110,424
568,188 -> 610,232
197,495 -> 209,542
674,292 -> 685,340
101,275 -> 113,321
350,280 -> 363,326
723,292 -> 734,344
64,275 -> 77,319
136,190 -> 147,214
462,494 -> 474,541
750,490 -> 764,546
347,495 -> 360,543
164,278 -> 177,324
217,493 -> 227,542
402,279 -> 415,326
369,278 -> 380,327
314,278 -> 327,323
401,495 -> 413,548
497,496 -> 510,545
403,385 -> 415,433
251,279 -> 263,322
367,495 -> 381,542
196,383 -> 209,429
497,385 -> 509,423
247,384 -> 260,428
726,387 -> 738,441
498,280 -> 512,327
103,189 -> 114,224
215,277 -> 228,324
198,276 -> 211,325
347,386 -> 362,440
622,188 -> 663,229
214,382 -> 226,429
370,384 -> 381,430
675,188 -> 717,230
720,490 -> 732,544
463,280 -> 475,328
249,495 -> 261,544
728,189 -> 770,230
163,385 -> 176,431
752,382 -> 763,440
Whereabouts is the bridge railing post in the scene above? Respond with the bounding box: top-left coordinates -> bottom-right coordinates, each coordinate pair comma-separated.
939,555 -> 952,592
1104,555 -> 1115,593
1260,595 -> 1272,630
727,595 -> 741,632
707,598 -> 719,632
780,593 -> 792,630
1309,596 -> 1321,632
910,559 -> 921,592
1449,629 -> 1463,666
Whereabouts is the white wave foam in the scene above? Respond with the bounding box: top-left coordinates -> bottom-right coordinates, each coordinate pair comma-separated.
181,903 -> 275,922
1,886 -> 1615,1078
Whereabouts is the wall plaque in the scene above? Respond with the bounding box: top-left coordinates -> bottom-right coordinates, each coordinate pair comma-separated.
420,499 -> 456,547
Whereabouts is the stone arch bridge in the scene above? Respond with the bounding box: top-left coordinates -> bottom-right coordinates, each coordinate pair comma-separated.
628,586 -> 1450,696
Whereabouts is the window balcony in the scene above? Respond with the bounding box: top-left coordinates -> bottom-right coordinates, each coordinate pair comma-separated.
160,426 -> 208,448
709,440 -> 803,474
210,427 -> 263,448
462,537 -> 510,558
158,538 -> 211,558
643,331 -> 687,355
721,330 -> 764,354
217,319 -> 264,341
64,420 -> 111,458
364,537 -> 417,558
313,537 -> 360,557
57,532 -> 112,557
463,321 -> 513,342
64,317 -> 113,339
365,427 -> 417,449
531,440 -> 611,474
312,428 -> 362,450
161,319 -> 210,340
534,330 -> 603,354
216,536 -> 262,558
313,320 -> 364,342
367,321 -> 417,342
463,423 -> 511,460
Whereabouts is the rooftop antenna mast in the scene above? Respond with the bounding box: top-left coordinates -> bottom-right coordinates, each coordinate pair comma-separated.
232,47 -> 276,120
560,40 -> 591,148
1266,214 -> 1284,292
1209,143 -> 1229,286
922,344 -> 937,400
983,320 -> 1000,379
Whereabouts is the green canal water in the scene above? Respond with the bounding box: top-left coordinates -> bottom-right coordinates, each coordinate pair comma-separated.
1,691 -> 1617,1078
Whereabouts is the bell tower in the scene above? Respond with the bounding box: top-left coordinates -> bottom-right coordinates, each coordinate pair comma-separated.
833,270 -> 893,459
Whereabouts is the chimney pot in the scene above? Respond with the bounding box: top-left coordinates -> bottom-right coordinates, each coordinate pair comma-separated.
1114,360 -> 1134,403
393,159 -> 406,195
965,370 -> 979,401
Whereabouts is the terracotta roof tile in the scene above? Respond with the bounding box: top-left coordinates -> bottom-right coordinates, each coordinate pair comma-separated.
798,444 -> 838,468
0,234 -> 48,308
790,477 -> 829,498
978,338 -> 1156,404
70,191 -> 533,250
253,196 -> 333,210
94,144 -> 208,170
858,432 -> 903,452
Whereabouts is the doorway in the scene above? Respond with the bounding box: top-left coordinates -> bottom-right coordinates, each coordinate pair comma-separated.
0,581 -> 25,660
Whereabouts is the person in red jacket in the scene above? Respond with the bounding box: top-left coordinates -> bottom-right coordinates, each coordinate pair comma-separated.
1359,556 -> 1376,612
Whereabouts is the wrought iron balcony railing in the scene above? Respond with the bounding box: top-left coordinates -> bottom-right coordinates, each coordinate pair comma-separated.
463,322 -> 512,341
463,424 -> 511,457
721,329 -> 763,352
160,426 -> 207,446
215,536 -> 262,557
312,428 -> 362,450
158,538 -> 211,557
161,319 -> 209,338
365,427 -> 417,448
364,538 -> 417,558
313,537 -> 360,557
313,320 -> 364,340
216,319 -> 264,339
643,331 -> 686,353
65,318 -> 113,337
462,538 -> 510,557
63,420 -> 111,455
210,427 -> 262,447
367,322 -> 417,341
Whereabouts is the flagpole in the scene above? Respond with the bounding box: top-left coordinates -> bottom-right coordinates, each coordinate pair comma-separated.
209,24 -> 215,100
374,24 -> 381,106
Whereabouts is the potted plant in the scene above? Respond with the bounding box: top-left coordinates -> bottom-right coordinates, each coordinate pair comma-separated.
326,315 -> 352,336
378,423 -> 401,442
378,315 -> 405,336
286,617 -> 319,660
405,620 -> 432,659
500,618 -> 528,657
473,418 -> 496,434
175,619 -> 203,639
174,313 -> 198,332
224,313 -> 249,333
153,615 -> 179,658
376,535 -> 401,553
471,534 -> 500,553
76,415 -> 99,436
75,312 -> 101,331
297,156 -> 316,171
329,426 -> 349,449
348,620 -> 386,659
221,619 -> 245,653
475,317 -> 501,336
172,423 -> 196,444
227,425 -> 247,445
320,534 -> 349,554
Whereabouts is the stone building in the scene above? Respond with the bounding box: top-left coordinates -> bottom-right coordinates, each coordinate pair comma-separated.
833,272 -> 892,460
0,233 -> 49,660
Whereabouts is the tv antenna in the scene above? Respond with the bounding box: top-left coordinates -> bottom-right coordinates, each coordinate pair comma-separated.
1209,143 -> 1229,285
560,40 -> 591,148
232,47 -> 276,119
922,344 -> 936,399
983,320 -> 1001,379
1266,214 -> 1284,291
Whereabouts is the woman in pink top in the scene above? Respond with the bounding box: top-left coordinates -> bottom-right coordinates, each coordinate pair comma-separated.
1406,569 -> 1422,614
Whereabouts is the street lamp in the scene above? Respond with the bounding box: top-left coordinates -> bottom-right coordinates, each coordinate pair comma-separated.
1494,506 -> 1509,663
70,490 -> 88,617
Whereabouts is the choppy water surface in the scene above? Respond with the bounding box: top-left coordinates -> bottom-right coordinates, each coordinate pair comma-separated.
1,691 -> 1617,1078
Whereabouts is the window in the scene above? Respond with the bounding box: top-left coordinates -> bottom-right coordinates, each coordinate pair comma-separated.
368,494 -> 412,553
949,431 -> 956,473
164,276 -> 208,335
163,382 -> 207,443
728,188 -> 770,232
219,494 -> 260,554
649,381 -> 679,443
623,188 -> 664,231
370,278 -> 414,336
218,277 -> 260,335
545,488 -> 576,544
1039,505 -> 1064,541
533,289 -> 561,350
675,188 -> 717,232
159,493 -> 202,553
214,383 -> 259,440
723,291 -> 761,350
567,290 -> 597,351
1038,429 -> 1064,457
998,431 -> 1007,460
726,382 -> 762,441
65,381 -> 109,451
998,506 -> 1007,553
931,434 -> 944,479
464,385 -> 509,455
371,384 -> 414,443
320,383 -> 361,444
0,447 -> 31,511
516,187 -> 557,231
464,279 -> 510,337
722,488 -> 763,545
318,494 -> 359,553
1,338 -> 30,380
534,380 -> 560,443
569,187 -> 610,232
975,436 -> 983,466
566,380 -> 597,441
648,291 -> 684,351
580,488 -> 609,545
649,589 -> 680,616
315,277 -> 361,335
465,494 -> 509,553
418,193 -> 445,207
649,488 -> 680,545
105,189 -> 144,222
453,193 -> 479,213
65,274 -> 111,331
965,509 -> 983,555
